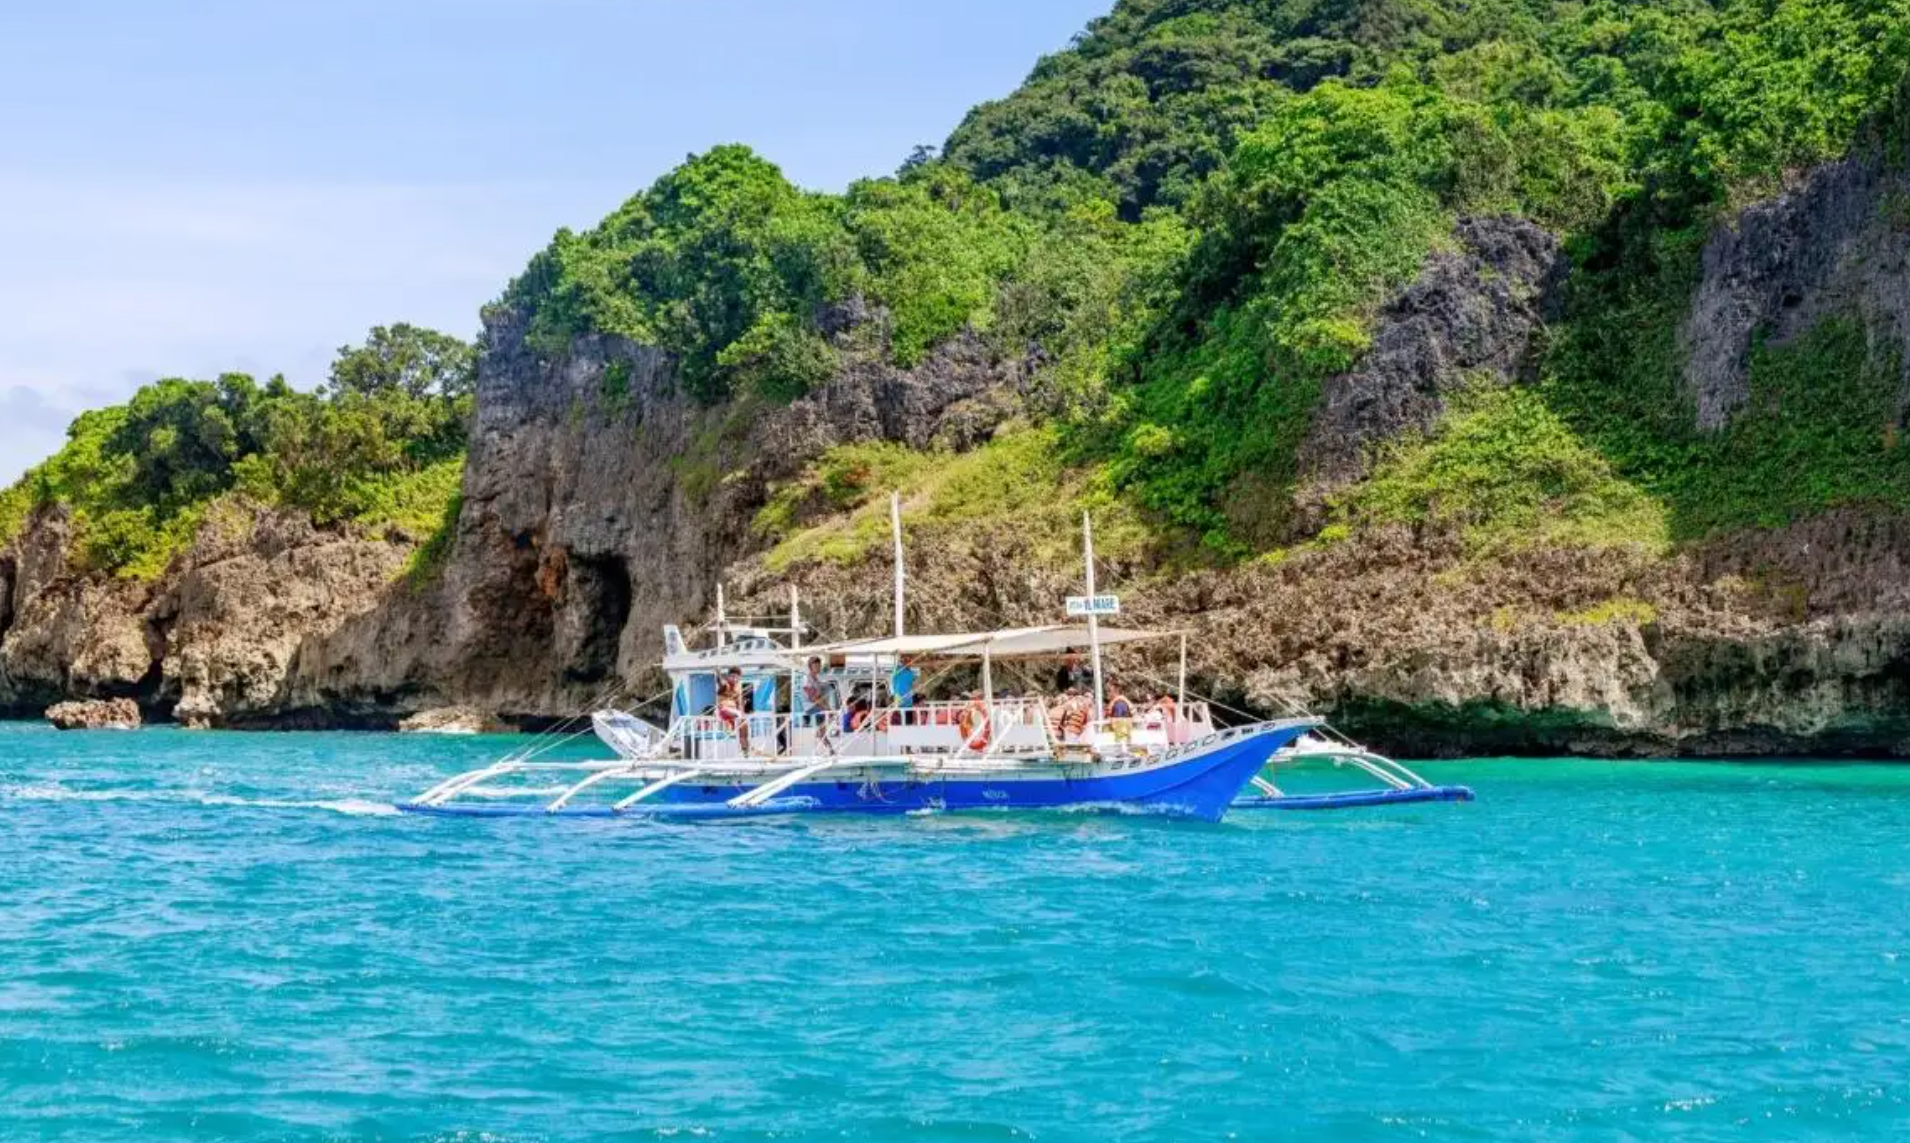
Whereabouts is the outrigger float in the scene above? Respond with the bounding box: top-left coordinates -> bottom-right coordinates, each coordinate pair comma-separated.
1240,733 -> 1475,810
399,499 -> 1471,822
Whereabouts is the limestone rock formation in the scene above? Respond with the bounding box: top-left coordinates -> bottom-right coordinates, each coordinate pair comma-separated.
0,502 -> 414,727
1297,215 -> 1565,499
398,706 -> 501,734
45,697 -> 140,730
6,153 -> 1910,756
1681,152 -> 1910,429
284,309 -> 1033,722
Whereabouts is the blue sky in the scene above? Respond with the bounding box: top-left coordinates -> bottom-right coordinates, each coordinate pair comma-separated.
0,0 -> 1107,480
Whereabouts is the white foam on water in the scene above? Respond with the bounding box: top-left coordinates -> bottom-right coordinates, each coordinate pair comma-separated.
5,784 -> 398,816
4,784 -> 153,803
199,794 -> 400,817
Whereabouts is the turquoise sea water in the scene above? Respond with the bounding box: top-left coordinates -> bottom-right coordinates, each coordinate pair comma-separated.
3,724 -> 1907,1141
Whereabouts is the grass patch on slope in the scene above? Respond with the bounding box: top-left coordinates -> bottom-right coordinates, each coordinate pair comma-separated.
758,426 -> 1158,573
1334,387 -> 1671,554
348,456 -> 466,538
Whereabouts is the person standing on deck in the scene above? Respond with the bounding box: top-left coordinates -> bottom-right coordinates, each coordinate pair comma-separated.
889,657 -> 918,710
1054,653 -> 1085,696
717,667 -> 750,755
800,657 -> 834,726
1106,684 -> 1134,746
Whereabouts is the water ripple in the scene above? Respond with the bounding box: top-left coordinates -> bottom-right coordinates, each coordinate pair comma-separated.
3,728 -> 1909,1140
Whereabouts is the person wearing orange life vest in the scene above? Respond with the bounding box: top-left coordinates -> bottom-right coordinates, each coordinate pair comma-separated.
956,690 -> 991,751
1057,688 -> 1090,743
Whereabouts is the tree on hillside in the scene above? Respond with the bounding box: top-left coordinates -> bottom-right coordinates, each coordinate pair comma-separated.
328,324 -> 476,400
106,374 -> 276,507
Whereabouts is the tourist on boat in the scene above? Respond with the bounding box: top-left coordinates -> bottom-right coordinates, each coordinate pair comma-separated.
800,657 -> 834,725
1054,653 -> 1085,694
842,694 -> 873,735
717,667 -> 750,754
1106,685 -> 1135,745
1146,688 -> 1176,745
1143,691 -> 1174,736
890,657 -> 917,710
1149,691 -> 1177,723
1057,688 -> 1090,743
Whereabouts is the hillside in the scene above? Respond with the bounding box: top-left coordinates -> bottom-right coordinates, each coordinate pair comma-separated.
7,0 -> 1910,751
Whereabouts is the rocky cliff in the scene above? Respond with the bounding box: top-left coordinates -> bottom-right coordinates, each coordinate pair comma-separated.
281,307 -> 1033,723
0,502 -> 407,725
7,152 -> 1910,753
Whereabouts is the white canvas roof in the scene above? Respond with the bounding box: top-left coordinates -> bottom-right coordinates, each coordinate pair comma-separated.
939,625 -> 1172,658
801,631 -> 1012,659
806,624 -> 1175,662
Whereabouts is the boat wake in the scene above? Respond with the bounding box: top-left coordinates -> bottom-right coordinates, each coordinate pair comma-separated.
3,784 -> 399,816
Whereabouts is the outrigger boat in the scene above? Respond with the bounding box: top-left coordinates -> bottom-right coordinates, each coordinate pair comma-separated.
399,499 -> 1469,822
403,629 -> 1313,822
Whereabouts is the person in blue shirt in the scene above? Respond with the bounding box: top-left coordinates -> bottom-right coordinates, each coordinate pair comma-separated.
889,657 -> 918,709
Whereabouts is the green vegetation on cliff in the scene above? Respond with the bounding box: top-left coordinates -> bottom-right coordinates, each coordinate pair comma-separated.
500,148 -> 1031,401
499,0 -> 1910,564
1336,387 -> 1670,553
19,0 -> 1910,584
755,427 -> 1157,573
2,324 -> 473,578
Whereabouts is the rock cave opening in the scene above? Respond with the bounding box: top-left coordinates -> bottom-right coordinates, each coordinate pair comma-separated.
562,552 -> 633,685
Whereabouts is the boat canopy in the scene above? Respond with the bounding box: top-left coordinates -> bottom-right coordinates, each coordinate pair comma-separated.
807,624 -> 1176,662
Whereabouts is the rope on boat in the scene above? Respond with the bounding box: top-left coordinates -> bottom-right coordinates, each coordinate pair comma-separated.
497,676 -> 670,766
515,686 -> 676,766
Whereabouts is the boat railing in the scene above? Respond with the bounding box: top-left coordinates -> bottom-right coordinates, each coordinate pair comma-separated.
631,698 -> 1218,765
669,712 -> 802,761
792,697 -> 1058,761
1076,703 -> 1217,752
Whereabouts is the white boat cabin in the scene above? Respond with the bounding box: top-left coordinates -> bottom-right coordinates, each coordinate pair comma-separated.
637,620 -> 1215,764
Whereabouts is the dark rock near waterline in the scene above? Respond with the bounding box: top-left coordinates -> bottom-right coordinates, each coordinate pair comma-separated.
45,697 -> 140,731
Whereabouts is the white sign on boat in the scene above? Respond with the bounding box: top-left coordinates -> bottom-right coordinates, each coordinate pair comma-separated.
1066,594 -> 1121,617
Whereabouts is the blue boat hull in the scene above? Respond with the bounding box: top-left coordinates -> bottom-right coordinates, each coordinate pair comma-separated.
397,722 -> 1312,823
